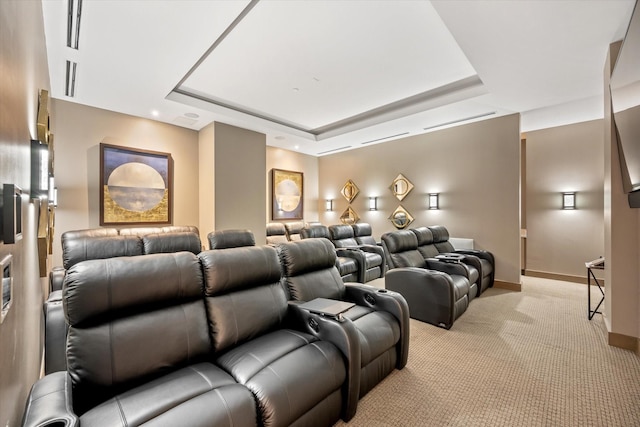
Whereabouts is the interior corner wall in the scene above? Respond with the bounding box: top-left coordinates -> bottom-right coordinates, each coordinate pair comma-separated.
318,113 -> 521,285
213,123 -> 266,244
525,120 -> 605,279
604,41 -> 640,341
49,100 -> 200,266
198,122 -> 215,246
266,147 -> 320,223
0,1 -> 50,425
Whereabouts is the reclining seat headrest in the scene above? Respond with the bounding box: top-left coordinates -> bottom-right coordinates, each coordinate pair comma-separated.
284,221 -> 305,241
428,225 -> 450,243
381,230 -> 426,269
62,234 -> 143,270
300,224 -> 330,239
411,227 -> 440,258
143,231 -> 202,255
329,225 -> 359,248
277,239 -> 345,301
266,222 -> 287,236
352,223 -> 372,237
428,225 -> 455,252
198,245 -> 286,352
207,229 -> 255,249
162,225 -> 199,235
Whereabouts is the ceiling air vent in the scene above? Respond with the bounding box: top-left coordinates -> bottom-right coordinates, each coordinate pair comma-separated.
317,146 -> 352,155
65,60 -> 77,97
423,112 -> 496,131
67,0 -> 83,49
361,132 -> 409,145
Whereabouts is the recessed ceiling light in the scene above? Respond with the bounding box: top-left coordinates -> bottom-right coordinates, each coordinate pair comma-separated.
292,87 -> 300,92
184,112 -> 199,119
274,136 -> 285,140
151,110 -> 159,117
294,145 -> 300,150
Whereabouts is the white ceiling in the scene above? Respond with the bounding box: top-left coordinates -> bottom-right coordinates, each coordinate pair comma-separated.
42,0 -> 636,156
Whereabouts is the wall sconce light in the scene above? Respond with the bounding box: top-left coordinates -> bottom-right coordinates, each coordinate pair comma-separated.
30,140 -> 49,198
562,192 -> 576,209
48,177 -> 55,202
428,193 -> 439,210
325,199 -> 333,211
368,197 -> 377,211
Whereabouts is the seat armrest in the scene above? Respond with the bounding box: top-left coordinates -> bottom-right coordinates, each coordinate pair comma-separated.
287,302 -> 361,421
343,284 -> 410,369
335,248 -> 367,282
454,249 -> 494,265
434,253 -> 465,263
424,258 -> 471,280
49,266 -> 66,293
356,244 -> 387,275
22,372 -> 78,427
385,267 -> 457,328
44,291 -> 68,374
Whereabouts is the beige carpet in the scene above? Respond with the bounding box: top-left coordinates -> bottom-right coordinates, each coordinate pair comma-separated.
337,276 -> 640,426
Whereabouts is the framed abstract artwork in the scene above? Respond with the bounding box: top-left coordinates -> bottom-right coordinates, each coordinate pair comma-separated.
100,143 -> 173,225
272,168 -> 304,220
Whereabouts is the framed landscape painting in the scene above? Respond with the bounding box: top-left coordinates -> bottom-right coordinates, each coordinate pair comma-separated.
272,168 -> 303,220
100,143 -> 173,225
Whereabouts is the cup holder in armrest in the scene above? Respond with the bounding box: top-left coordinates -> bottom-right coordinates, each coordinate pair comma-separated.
435,254 -> 465,263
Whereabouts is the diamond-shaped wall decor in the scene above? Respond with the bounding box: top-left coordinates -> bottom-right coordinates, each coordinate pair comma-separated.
340,179 -> 360,203
390,174 -> 414,201
389,205 -> 414,229
340,206 -> 359,225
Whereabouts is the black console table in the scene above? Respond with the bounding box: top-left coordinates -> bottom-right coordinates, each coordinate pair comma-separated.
585,258 -> 604,320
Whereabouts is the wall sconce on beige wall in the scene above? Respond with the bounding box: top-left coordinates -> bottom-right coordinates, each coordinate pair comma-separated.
325,199 -> 333,211
428,193 -> 439,210
369,197 -> 377,211
562,192 -> 576,209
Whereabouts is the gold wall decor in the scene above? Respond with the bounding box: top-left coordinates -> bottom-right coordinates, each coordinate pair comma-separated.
390,173 -> 414,201
389,205 -> 414,229
100,143 -> 173,225
36,89 -> 49,143
340,179 -> 360,203
340,206 -> 359,225
272,168 -> 304,220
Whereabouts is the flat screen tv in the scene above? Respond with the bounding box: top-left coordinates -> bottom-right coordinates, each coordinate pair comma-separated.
611,1 -> 640,206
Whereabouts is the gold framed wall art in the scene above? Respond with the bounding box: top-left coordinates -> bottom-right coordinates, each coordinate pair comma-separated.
272,168 -> 304,220
100,143 -> 173,225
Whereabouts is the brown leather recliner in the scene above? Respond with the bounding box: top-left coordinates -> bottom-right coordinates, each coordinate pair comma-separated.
381,230 -> 472,329
329,224 -> 386,282
277,238 -> 409,398
428,225 -> 495,294
207,228 -> 255,249
266,222 -> 288,244
300,224 -> 360,282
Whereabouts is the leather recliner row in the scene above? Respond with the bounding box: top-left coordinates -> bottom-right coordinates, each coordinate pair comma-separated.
381,225 -> 494,329
299,223 -> 386,284
266,221 -> 307,244
44,226 -> 203,375
26,239 -> 409,427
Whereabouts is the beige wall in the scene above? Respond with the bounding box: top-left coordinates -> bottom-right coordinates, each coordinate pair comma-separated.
525,120 -> 605,279
198,122 -> 215,245
266,147 -> 320,224
604,41 -> 640,344
50,100 -> 200,266
212,122 -> 267,244
318,114 -> 522,285
0,1 -> 50,425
